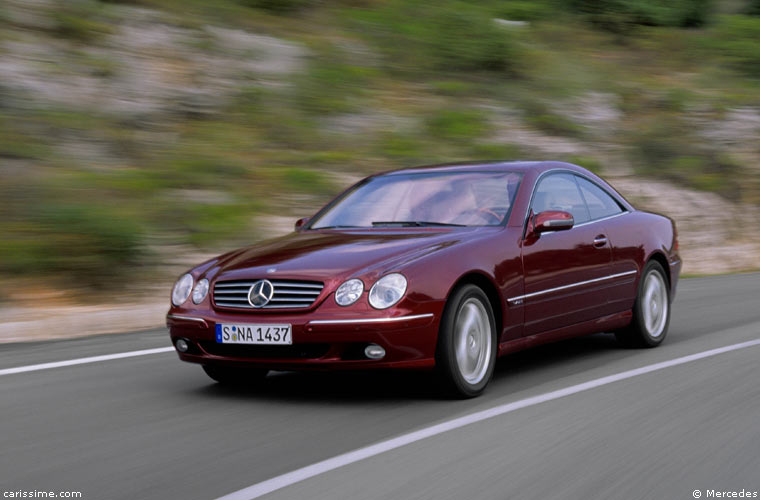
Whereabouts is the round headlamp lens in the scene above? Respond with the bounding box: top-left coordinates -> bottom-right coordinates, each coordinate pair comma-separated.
172,273 -> 194,306
335,279 -> 364,306
368,273 -> 407,309
192,278 -> 209,304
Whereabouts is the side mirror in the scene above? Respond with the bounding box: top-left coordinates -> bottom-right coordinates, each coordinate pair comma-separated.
534,210 -> 574,233
294,217 -> 310,231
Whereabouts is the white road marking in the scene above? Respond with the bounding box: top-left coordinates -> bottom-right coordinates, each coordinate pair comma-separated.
0,347 -> 175,376
216,338 -> 760,500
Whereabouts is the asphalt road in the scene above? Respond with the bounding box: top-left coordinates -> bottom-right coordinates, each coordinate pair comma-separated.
1,273 -> 759,500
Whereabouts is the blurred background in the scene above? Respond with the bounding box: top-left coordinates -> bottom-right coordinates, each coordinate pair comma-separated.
1,0 -> 759,337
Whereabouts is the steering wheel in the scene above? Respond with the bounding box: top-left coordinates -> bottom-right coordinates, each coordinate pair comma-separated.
478,207 -> 504,223
454,207 -> 505,225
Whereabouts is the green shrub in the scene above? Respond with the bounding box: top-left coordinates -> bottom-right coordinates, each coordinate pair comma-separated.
50,0 -> 113,42
747,0 -> 760,15
520,100 -> 586,138
567,0 -> 713,33
629,118 -> 742,198
0,126 -> 49,159
493,1 -> 554,21
567,155 -> 603,173
295,61 -> 372,115
184,203 -> 253,246
430,81 -> 472,96
378,132 -> 425,163
659,88 -> 695,112
0,202 -> 144,286
76,52 -> 119,78
629,118 -> 688,168
163,155 -> 249,189
711,15 -> 760,78
280,167 -> 334,194
426,4 -> 520,72
468,143 -> 524,161
426,109 -> 491,142
238,0 -> 313,14
351,0 -> 522,74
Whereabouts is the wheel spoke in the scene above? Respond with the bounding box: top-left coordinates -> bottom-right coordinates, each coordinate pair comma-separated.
642,271 -> 668,338
453,298 -> 493,385
460,305 -> 477,335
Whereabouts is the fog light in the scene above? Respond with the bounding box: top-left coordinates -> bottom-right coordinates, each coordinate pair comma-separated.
176,339 -> 189,353
364,344 -> 385,360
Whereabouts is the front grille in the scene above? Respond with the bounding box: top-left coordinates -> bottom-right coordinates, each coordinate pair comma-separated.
200,341 -> 329,359
213,279 -> 324,310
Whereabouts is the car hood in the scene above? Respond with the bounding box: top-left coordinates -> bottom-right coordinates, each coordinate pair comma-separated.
206,228 -> 483,283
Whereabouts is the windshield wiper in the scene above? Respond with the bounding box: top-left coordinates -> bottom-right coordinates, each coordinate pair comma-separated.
371,221 -> 466,227
312,225 -> 362,230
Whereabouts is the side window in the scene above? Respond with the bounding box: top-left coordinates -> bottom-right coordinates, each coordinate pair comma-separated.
532,173 -> 590,224
576,177 -> 624,221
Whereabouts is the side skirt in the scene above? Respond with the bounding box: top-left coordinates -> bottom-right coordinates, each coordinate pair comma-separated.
497,309 -> 632,357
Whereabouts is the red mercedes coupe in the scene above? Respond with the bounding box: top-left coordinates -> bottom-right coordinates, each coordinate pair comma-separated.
167,161 -> 680,397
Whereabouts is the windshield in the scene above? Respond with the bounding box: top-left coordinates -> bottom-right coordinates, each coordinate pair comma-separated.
310,170 -> 522,229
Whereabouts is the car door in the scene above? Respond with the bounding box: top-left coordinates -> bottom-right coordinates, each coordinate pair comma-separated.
575,176 -> 637,314
519,173 -> 613,335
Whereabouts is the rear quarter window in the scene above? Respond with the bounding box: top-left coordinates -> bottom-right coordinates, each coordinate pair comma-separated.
576,177 -> 624,221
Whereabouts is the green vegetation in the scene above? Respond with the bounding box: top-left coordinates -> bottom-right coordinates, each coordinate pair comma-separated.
295,58 -> 374,115
568,0 -> 713,33
0,195 -> 143,287
279,167 -> 334,195
426,109 -> 491,143
712,15 -> 760,77
520,100 -> 586,138
238,0 -> 313,14
491,1 -> 554,21
50,0 -> 114,42
627,116 -> 743,198
1,0 -> 760,293
349,1 -> 523,74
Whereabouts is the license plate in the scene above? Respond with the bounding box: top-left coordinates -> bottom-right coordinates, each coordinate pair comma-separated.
215,323 -> 292,345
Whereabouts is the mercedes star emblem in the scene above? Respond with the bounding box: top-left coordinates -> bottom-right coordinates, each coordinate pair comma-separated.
248,279 -> 274,308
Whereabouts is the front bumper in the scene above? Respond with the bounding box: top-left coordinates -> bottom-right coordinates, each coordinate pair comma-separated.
167,308 -> 440,371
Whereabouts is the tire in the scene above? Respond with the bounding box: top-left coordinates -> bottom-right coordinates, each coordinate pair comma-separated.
202,365 -> 268,386
615,261 -> 671,348
436,284 -> 498,398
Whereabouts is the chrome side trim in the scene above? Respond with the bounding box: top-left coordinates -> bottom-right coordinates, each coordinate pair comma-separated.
507,270 -> 637,305
167,314 -> 206,324
309,313 -> 434,325
574,211 -> 627,229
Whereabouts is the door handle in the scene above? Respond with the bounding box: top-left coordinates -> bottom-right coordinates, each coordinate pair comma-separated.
593,235 -> 608,247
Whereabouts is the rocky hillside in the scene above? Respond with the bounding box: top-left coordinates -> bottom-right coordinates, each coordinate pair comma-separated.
1,0 -> 760,305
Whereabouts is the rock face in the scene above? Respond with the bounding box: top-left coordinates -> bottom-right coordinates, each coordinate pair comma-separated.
0,2 -> 307,118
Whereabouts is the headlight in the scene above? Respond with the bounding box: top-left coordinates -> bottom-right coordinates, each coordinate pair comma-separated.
369,273 -> 407,309
335,279 -> 364,306
171,273 -> 193,306
192,278 -> 209,304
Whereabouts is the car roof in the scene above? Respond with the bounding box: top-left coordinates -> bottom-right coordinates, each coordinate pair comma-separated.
384,160 -> 581,176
